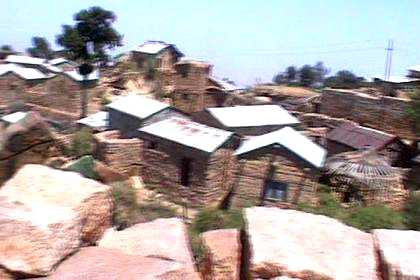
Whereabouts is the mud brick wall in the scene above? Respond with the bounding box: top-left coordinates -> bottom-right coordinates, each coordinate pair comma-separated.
320,89 -> 415,139
140,138 -> 236,208
0,73 -> 26,107
94,130 -> 142,175
231,150 -> 319,209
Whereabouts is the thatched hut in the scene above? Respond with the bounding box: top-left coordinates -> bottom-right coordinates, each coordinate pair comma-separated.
325,150 -> 408,209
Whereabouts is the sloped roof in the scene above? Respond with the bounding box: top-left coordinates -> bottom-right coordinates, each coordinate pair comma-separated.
134,41 -> 184,57
208,77 -> 242,91
0,63 -> 50,80
106,95 -> 170,120
5,55 -> 45,65
64,70 -> 99,82
408,65 -> 420,72
1,111 -> 28,124
206,105 -> 300,128
48,58 -> 68,65
77,111 -> 109,129
138,117 -> 233,153
235,126 -> 326,168
41,63 -> 63,73
327,123 -> 397,150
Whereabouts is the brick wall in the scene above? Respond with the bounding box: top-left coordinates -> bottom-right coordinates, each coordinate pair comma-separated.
320,89 -> 415,139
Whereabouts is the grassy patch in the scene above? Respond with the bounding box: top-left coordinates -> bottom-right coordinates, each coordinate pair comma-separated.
68,128 -> 93,158
66,155 -> 98,180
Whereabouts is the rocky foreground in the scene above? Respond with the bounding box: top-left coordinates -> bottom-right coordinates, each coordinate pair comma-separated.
0,164 -> 419,279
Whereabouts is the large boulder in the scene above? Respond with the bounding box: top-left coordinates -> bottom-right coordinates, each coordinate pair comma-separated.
46,247 -> 197,280
201,229 -> 241,280
373,229 -> 420,280
0,164 -> 113,277
245,207 -> 378,280
98,218 -> 199,278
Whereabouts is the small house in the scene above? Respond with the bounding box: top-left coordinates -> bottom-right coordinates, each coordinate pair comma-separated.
132,41 -> 184,71
193,105 -> 301,136
326,123 -> 411,166
230,126 -> 326,208
106,95 -> 185,137
137,117 -> 238,207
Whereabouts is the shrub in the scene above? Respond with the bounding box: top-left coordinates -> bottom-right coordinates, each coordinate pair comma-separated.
66,155 -> 98,180
100,94 -> 111,106
345,205 -> 405,231
111,182 -> 177,230
405,195 -> 420,230
69,127 -> 93,157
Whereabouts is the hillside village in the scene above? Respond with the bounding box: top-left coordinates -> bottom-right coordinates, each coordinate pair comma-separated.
1,12 -> 420,280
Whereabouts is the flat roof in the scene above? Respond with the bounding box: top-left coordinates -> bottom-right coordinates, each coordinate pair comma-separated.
5,55 -> 45,65
235,126 -> 326,168
1,111 -> 28,124
138,117 -> 233,153
106,95 -> 170,120
77,111 -> 109,129
206,105 -> 300,128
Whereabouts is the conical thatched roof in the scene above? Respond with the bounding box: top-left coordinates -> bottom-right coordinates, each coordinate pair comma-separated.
325,150 -> 402,191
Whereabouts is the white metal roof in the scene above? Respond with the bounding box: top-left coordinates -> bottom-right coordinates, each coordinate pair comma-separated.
139,117 -> 233,153
77,111 -> 109,129
41,63 -> 62,73
0,63 -> 50,80
373,75 -> 420,83
134,41 -> 171,54
48,58 -> 68,65
235,126 -> 326,168
106,94 -> 170,120
64,70 -> 99,82
207,105 -> 300,128
1,111 -> 28,124
408,65 -> 420,72
5,55 -> 45,65
209,77 -> 242,91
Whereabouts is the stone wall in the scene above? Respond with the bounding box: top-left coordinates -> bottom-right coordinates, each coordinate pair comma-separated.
320,89 -> 415,139
93,130 -> 142,175
231,149 -> 319,209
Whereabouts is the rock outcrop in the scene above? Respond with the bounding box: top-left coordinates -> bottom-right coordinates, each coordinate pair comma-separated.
201,229 -> 241,280
0,164 -> 113,277
46,247 -> 196,280
245,207 -> 378,280
373,229 -> 420,280
98,218 -> 199,278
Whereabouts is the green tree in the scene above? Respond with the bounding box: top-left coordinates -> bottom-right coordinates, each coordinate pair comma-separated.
299,64 -> 316,87
405,195 -> 420,230
408,88 -> 420,135
324,70 -> 362,89
56,6 -> 123,64
1,45 -> 13,52
285,66 -> 298,83
313,61 -> 329,83
272,72 -> 286,84
27,37 -> 54,59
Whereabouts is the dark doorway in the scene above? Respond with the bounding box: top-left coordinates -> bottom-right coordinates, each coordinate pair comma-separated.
180,157 -> 192,186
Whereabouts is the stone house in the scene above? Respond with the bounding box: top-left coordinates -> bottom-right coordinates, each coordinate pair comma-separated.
230,127 -> 326,208
192,105 -> 301,136
137,117 -> 238,208
407,154 -> 420,191
131,41 -> 184,72
326,123 -> 412,167
106,95 -> 186,137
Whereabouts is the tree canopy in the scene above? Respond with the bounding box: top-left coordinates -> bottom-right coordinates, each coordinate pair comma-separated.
56,6 -> 123,64
299,64 -> 317,87
324,70 -> 363,89
0,45 -> 14,52
27,37 -> 54,59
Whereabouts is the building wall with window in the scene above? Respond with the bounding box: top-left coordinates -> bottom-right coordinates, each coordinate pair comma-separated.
230,149 -> 320,209
139,138 -> 237,208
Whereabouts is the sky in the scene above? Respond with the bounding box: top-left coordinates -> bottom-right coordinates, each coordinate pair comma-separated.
1,0 -> 419,86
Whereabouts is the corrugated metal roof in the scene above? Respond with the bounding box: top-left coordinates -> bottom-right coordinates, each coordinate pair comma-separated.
207,105 -> 300,128
134,41 -> 171,54
373,75 -> 420,83
77,111 -> 109,129
106,95 -> 170,120
138,117 -> 233,153
1,111 -> 28,124
42,63 -> 63,73
5,55 -> 45,65
0,63 -> 50,80
235,126 -> 326,168
208,77 -> 242,91
64,70 -> 99,81
48,58 -> 68,65
327,123 -> 396,150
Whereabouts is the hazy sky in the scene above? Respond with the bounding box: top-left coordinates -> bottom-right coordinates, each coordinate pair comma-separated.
1,0 -> 419,86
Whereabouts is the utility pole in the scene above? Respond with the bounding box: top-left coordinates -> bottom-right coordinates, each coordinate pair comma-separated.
384,39 -> 394,81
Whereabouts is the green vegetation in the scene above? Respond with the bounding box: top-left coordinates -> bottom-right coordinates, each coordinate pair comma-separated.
189,208 -> 244,262
407,88 -> 420,134
324,70 -> 364,89
100,94 -> 112,106
26,37 -> 54,59
405,195 -> 420,230
66,155 -> 98,180
69,128 -> 93,158
298,192 -> 405,231
111,181 -> 177,230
